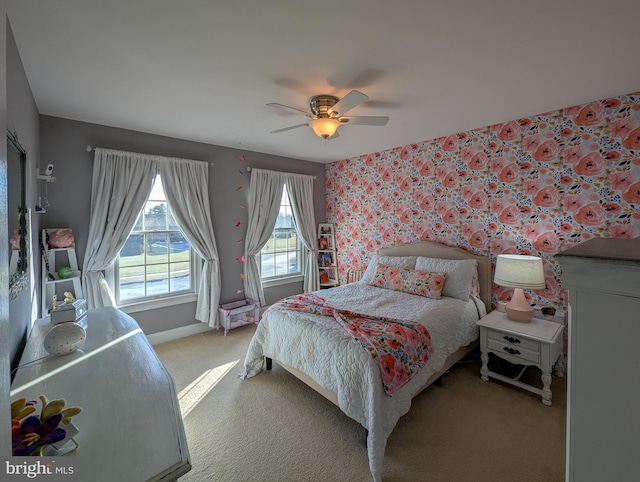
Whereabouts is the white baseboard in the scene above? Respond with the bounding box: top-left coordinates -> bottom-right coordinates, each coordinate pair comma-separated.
147,306 -> 272,346
147,322 -> 213,345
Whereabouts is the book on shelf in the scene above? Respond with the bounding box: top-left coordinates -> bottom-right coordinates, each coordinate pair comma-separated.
319,253 -> 333,267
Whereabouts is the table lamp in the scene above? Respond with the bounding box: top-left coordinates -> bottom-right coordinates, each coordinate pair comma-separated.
494,254 -> 545,322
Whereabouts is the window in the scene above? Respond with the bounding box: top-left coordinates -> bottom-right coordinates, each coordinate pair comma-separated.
260,186 -> 301,281
110,175 -> 198,309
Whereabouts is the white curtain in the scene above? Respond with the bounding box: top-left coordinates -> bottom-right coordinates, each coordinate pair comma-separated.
243,169 -> 285,305
159,159 -> 221,328
82,149 -> 157,308
286,175 -> 319,292
83,148 -> 221,327
243,168 -> 317,305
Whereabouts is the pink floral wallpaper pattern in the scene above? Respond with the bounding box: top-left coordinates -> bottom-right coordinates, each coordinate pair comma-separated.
325,91 -> 640,315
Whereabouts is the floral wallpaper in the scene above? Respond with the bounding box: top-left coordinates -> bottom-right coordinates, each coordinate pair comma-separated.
325,91 -> 640,315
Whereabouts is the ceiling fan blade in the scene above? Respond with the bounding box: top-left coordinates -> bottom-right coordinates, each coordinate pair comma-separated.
329,90 -> 368,116
270,123 -> 309,134
267,103 -> 313,117
339,116 -> 389,126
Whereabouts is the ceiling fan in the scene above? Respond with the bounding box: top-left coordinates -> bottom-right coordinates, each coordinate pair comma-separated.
267,90 -> 389,139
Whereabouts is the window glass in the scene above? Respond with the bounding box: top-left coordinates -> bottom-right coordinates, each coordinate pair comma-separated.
260,187 -> 301,279
115,175 -> 194,303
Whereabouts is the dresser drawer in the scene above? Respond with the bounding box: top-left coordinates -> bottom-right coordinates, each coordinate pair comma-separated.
487,337 -> 540,364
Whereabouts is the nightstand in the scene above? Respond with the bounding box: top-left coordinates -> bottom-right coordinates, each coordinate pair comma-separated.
477,310 -> 564,406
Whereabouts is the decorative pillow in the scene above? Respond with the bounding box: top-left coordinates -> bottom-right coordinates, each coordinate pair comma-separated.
360,255 -> 417,283
369,263 -> 446,299
415,257 -> 478,301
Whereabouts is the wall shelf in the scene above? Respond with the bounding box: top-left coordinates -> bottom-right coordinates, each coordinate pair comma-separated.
41,229 -> 84,317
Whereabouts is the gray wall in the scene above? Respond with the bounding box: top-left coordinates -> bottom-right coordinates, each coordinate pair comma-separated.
1,6 -> 11,457
2,14 -> 41,456
39,116 -> 326,334
6,21 -> 40,374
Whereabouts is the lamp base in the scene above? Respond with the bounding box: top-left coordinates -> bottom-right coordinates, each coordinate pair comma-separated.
505,304 -> 534,322
505,288 -> 534,322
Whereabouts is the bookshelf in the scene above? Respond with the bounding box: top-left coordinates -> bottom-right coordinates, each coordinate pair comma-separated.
318,223 -> 338,288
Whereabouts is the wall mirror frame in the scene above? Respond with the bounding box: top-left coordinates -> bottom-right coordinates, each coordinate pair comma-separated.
7,130 -> 29,300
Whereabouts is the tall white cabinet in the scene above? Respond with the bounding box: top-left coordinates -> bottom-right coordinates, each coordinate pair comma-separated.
556,238 -> 640,482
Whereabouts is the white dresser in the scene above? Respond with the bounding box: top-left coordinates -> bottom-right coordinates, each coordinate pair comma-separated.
556,238 -> 640,482
11,307 -> 191,481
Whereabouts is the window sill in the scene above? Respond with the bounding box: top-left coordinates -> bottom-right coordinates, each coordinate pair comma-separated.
262,274 -> 304,288
118,292 -> 198,314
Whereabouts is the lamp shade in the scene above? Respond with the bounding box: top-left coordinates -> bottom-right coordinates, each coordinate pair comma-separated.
310,118 -> 340,139
494,254 -> 545,290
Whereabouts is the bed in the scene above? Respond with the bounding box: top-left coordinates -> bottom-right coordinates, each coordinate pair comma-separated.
242,241 -> 491,481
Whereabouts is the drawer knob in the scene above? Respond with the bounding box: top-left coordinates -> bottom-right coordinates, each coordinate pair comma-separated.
503,335 -> 521,344
503,347 -> 521,356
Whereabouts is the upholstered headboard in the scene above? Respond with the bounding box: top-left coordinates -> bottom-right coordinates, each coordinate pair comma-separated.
377,241 -> 492,310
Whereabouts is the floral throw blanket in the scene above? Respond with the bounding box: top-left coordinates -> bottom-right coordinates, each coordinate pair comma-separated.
264,292 -> 434,395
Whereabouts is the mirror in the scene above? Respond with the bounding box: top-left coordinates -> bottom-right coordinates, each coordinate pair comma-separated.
7,131 -> 28,299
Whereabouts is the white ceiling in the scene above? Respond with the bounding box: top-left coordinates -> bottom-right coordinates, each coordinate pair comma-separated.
7,1 -> 640,164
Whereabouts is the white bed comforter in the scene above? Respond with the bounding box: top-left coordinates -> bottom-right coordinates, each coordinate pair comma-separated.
242,283 -> 485,481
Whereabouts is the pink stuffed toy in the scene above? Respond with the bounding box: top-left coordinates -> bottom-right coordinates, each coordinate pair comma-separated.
48,229 -> 75,248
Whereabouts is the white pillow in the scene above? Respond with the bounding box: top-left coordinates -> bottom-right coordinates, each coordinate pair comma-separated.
415,257 -> 478,301
360,255 -> 417,283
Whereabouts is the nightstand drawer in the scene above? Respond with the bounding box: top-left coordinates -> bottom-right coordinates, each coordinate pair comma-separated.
487,329 -> 540,352
487,338 -> 540,364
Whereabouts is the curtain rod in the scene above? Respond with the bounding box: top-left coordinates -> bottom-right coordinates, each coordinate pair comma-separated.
86,145 -> 213,166
246,166 -> 316,179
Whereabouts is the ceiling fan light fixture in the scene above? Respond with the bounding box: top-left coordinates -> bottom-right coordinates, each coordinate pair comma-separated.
269,90 -> 385,139
310,117 -> 341,139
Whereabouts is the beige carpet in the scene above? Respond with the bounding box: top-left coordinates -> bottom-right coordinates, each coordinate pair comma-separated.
154,324 -> 566,482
